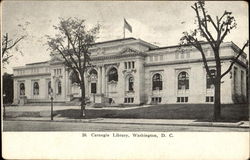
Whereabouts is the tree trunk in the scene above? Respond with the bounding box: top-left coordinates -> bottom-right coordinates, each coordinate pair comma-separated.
213,78 -> 221,121
80,84 -> 86,118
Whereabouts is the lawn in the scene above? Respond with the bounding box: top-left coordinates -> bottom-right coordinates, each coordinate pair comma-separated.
55,104 -> 249,121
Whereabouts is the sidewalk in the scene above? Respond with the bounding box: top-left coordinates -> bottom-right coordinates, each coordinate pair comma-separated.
5,117 -> 250,129
4,105 -> 249,128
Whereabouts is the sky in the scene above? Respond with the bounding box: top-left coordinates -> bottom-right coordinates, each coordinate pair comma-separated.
2,1 -> 249,73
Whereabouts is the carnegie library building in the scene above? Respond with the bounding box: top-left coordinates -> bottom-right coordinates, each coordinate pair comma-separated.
12,38 -> 248,105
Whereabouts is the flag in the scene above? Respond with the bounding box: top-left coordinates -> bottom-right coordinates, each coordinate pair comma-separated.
124,18 -> 132,33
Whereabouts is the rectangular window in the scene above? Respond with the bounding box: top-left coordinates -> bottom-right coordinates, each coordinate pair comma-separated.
91,83 -> 97,93
109,98 -> 113,104
151,97 -> 154,102
210,97 -> 214,102
181,97 -> 184,102
177,97 -> 188,103
124,62 -> 127,69
128,62 -> 131,69
124,97 -> 134,103
152,97 -> 162,103
241,70 -> 244,94
234,67 -> 238,93
206,69 -> 216,89
206,96 -> 209,102
177,97 -> 180,102
206,96 -> 214,102
132,61 -> 135,68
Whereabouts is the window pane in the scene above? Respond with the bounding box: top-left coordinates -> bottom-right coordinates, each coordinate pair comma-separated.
48,81 -> 51,95
33,82 -> 39,95
178,72 -> 189,90
181,97 -> 184,102
177,97 -> 180,102
207,69 -> 216,89
91,83 -> 96,93
20,83 -> 25,95
206,97 -> 209,102
58,81 -> 62,95
108,68 -> 118,82
129,77 -> 134,91
128,62 -> 131,69
210,97 -> 214,102
152,73 -> 162,90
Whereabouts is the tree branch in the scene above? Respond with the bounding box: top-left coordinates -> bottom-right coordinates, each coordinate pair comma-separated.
221,41 -> 248,78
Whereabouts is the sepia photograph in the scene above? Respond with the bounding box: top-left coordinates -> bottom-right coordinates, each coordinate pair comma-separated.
1,0 -> 249,159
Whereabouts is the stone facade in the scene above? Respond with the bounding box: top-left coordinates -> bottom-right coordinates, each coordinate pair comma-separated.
13,38 -> 248,105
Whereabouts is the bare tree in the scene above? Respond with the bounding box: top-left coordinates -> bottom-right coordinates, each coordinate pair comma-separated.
180,1 -> 248,121
2,33 -> 26,66
46,18 -> 100,118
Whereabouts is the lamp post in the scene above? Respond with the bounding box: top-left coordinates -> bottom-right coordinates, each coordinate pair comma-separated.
3,93 -> 6,120
50,89 -> 54,121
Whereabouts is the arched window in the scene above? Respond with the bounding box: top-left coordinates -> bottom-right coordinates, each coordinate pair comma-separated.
89,69 -> 98,81
152,73 -> 162,90
70,72 -> 79,84
89,69 -> 97,94
128,77 -> 134,91
57,81 -> 62,95
89,69 -> 97,76
108,67 -> 118,82
48,81 -> 51,95
178,72 -> 189,90
207,69 -> 216,89
20,83 -> 25,95
33,82 -> 39,95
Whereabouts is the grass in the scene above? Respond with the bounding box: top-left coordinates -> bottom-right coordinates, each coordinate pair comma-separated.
54,104 -> 249,121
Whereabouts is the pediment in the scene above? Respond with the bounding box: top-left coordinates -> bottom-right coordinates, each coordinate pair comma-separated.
50,56 -> 63,63
119,47 -> 140,55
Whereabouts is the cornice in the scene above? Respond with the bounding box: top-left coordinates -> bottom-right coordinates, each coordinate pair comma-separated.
13,73 -> 51,78
91,52 -> 146,61
145,56 -> 248,68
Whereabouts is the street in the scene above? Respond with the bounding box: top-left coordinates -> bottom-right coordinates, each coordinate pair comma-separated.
3,120 -> 248,132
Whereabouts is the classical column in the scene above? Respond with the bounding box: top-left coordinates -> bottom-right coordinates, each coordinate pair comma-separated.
101,66 -> 106,95
97,66 -> 102,94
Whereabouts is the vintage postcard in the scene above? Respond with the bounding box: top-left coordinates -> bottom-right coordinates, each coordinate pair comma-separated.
2,0 -> 249,159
